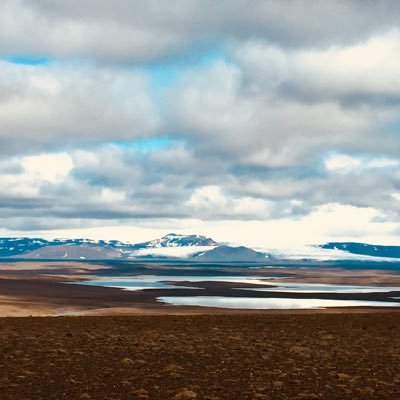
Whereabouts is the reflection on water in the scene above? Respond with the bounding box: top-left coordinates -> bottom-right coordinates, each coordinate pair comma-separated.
236,282 -> 400,294
73,275 -> 400,309
157,296 -> 400,309
74,275 -> 282,291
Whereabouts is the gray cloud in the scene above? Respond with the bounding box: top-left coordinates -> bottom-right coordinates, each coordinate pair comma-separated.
0,62 -> 160,155
166,60 -> 394,168
1,140 -> 400,232
1,1 -> 400,63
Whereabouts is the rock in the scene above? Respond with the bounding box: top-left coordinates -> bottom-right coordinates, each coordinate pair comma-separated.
121,357 -> 135,366
361,386 -> 375,395
290,346 -> 311,357
79,394 -> 91,400
163,364 -> 184,373
320,334 -> 335,340
296,393 -> 320,400
175,389 -> 197,399
133,388 -> 149,398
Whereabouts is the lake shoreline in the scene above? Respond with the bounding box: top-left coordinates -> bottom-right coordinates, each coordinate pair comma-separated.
1,261 -> 400,316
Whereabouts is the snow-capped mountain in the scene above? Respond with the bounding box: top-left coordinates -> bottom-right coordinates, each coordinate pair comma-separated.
1,235 -> 400,262
126,233 -> 219,259
0,237 -> 134,258
0,234 -> 220,260
131,233 -> 218,249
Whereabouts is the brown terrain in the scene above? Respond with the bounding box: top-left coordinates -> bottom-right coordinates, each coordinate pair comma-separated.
0,313 -> 400,400
1,261 -> 400,399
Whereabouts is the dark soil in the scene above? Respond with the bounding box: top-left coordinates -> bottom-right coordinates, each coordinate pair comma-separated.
0,313 -> 400,399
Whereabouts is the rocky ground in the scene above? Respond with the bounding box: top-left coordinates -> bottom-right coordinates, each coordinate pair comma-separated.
0,313 -> 399,399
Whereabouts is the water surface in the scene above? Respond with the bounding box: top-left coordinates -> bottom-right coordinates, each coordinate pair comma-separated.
157,296 -> 400,309
236,282 -> 400,294
75,275 -> 282,291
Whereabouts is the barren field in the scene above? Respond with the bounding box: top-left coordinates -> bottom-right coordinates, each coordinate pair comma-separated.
0,314 -> 399,400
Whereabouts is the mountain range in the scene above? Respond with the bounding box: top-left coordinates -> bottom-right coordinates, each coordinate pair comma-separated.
0,234 -> 267,261
0,234 -> 399,261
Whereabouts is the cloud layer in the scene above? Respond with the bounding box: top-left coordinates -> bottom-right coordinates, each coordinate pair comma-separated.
3,1 -> 400,62
1,1 -> 400,245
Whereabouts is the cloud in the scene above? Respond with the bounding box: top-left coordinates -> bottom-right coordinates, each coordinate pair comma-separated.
21,153 -> 73,183
325,154 -> 399,173
0,61 -> 160,155
2,1 -> 400,63
166,60 -> 383,168
233,32 -> 400,105
1,1 -> 400,245
186,185 -> 272,219
1,141 -> 399,230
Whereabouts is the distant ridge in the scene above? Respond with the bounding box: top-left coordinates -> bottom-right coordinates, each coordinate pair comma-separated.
321,242 -> 400,259
20,244 -> 123,260
0,234 -> 223,260
1,236 -> 400,262
0,237 -> 132,258
193,245 -> 267,262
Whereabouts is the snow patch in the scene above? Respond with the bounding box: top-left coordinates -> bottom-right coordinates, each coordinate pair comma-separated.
128,246 -> 216,258
260,245 -> 400,261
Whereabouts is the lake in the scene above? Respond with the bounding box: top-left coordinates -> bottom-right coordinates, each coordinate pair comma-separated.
157,296 -> 400,309
72,273 -> 400,309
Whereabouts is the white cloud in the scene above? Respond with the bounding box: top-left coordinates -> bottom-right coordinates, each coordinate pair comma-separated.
187,185 -> 272,218
233,31 -> 400,102
325,153 -> 399,173
99,188 -> 126,203
21,153 -> 73,183
325,154 -> 362,171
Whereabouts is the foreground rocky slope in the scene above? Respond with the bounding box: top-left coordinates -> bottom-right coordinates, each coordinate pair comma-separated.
0,314 -> 399,400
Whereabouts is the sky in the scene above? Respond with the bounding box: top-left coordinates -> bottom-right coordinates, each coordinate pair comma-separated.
1,0 -> 400,249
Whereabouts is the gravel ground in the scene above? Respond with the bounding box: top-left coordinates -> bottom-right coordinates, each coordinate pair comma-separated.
0,313 -> 400,399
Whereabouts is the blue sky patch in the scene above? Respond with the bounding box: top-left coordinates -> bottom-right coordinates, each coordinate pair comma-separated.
7,55 -> 51,66
114,136 -> 182,153
145,44 -> 226,90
